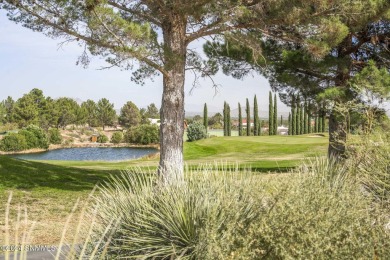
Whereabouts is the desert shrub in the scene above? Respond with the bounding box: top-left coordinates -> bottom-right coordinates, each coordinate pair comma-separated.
18,129 -> 39,149
72,161 -> 389,259
187,122 -> 207,142
0,133 -> 27,151
48,128 -> 63,144
97,134 -> 109,143
24,125 -> 49,149
347,131 -> 390,203
111,132 -> 123,144
124,124 -> 159,145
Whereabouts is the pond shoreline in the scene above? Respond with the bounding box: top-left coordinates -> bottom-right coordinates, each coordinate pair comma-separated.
0,142 -> 160,155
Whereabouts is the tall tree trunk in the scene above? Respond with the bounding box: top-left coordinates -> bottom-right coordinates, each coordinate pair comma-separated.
159,15 -> 187,182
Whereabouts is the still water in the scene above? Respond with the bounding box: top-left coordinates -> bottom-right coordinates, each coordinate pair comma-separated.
12,147 -> 158,161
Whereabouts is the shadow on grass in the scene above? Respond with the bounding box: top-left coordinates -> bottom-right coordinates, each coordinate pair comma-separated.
0,156 -> 120,191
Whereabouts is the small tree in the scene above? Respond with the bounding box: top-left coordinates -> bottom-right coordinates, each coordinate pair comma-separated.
119,101 -> 141,128
300,104 -> 304,135
97,98 -> 116,130
288,113 -> 292,135
111,132 -> 123,144
304,101 -> 308,134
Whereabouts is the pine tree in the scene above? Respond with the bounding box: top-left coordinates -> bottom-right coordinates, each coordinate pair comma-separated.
246,98 -> 251,136
253,95 -> 259,136
238,102 -> 243,136
203,103 -> 208,133
273,93 -> 278,135
269,91 -> 273,136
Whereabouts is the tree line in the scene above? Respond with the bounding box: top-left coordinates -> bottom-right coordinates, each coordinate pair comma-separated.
200,91 -> 327,136
0,88 -> 160,130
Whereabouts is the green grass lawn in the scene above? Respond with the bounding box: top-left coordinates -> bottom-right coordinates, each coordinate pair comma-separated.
0,134 -> 328,244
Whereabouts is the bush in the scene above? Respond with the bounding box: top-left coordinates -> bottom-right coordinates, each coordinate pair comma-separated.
97,134 -> 109,143
18,129 -> 39,149
0,133 -> 27,152
124,124 -> 159,145
187,122 -> 207,141
24,125 -> 49,149
48,128 -> 63,144
347,131 -> 390,203
111,132 -> 123,144
71,161 -> 389,259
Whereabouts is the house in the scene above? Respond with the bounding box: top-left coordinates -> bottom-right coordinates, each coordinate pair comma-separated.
148,118 -> 161,126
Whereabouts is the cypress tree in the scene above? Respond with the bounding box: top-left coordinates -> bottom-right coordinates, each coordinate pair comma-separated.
259,121 -> 262,135
273,93 -> 278,135
227,103 -> 231,136
321,103 -> 326,133
291,95 -> 296,135
254,95 -> 259,136
280,115 -> 283,126
296,97 -> 301,135
288,112 -> 291,135
238,102 -> 243,136
307,101 -> 311,134
246,98 -> 250,136
223,101 -> 227,136
316,116 -> 320,133
303,101 -> 308,134
300,104 -> 304,135
269,91 -> 273,135
203,103 -> 208,133
314,114 -> 318,133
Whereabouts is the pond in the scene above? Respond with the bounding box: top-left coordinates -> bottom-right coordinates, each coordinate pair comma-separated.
12,147 -> 158,161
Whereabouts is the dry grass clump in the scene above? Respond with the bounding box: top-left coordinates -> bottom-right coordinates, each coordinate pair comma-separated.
68,162 -> 390,259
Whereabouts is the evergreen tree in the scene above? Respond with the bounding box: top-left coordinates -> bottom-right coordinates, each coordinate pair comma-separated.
269,91 -> 273,136
238,103 -> 243,136
203,103 -> 208,134
223,102 -> 227,136
253,95 -> 259,136
291,95 -> 296,135
246,98 -> 250,136
296,97 -> 301,135
304,101 -> 308,134
288,113 -> 292,135
307,101 -> 312,134
314,115 -> 318,133
258,121 -> 262,135
119,101 -> 141,128
97,98 -> 116,131
300,104 -> 304,135
227,104 -> 231,136
273,93 -> 278,135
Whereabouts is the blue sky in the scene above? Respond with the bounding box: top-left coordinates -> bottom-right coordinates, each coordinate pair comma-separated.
0,11 -> 289,115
